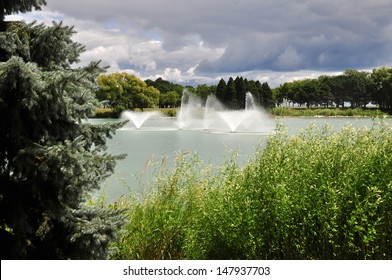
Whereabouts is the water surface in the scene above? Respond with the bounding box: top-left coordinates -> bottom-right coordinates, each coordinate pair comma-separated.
94,117 -> 390,200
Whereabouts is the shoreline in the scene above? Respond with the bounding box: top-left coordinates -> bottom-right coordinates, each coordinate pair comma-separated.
274,115 -> 392,118
94,107 -> 391,119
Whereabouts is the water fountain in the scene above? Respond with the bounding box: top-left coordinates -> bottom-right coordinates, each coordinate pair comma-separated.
121,111 -> 161,129
120,92 -> 275,133
203,95 -> 224,130
176,90 -> 204,130
178,91 -> 275,133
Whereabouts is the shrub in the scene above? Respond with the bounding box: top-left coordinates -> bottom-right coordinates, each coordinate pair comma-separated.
164,109 -> 177,118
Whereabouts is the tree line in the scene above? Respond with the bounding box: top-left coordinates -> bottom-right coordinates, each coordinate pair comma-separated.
96,74 -> 276,114
274,68 -> 392,110
97,67 -> 392,114
215,77 -> 275,109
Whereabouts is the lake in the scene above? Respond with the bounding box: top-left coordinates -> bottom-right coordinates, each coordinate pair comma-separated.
91,116 -> 391,201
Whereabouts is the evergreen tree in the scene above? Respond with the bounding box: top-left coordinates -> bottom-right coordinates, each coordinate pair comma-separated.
225,77 -> 237,109
253,81 -> 263,107
216,78 -> 226,104
1,2 -> 126,259
260,82 -> 275,109
0,0 -> 46,21
234,76 -> 246,109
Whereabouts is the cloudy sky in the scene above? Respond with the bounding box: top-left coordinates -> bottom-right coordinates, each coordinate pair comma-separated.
6,0 -> 392,87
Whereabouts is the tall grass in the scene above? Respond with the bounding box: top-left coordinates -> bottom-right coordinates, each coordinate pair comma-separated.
111,120 -> 392,260
111,152 -> 212,259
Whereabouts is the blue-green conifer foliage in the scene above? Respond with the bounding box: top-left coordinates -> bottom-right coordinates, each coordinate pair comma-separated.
0,1 -> 126,259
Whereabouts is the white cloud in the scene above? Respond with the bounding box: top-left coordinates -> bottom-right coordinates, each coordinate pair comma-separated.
276,47 -> 302,69
5,0 -> 392,87
161,68 -> 183,81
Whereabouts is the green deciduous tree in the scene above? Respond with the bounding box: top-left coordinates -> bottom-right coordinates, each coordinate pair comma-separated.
274,68 -> 391,109
159,90 -> 181,108
371,67 -> 392,110
195,84 -> 213,104
317,76 -> 334,107
1,3 -> 126,259
343,70 -> 371,108
96,72 -> 160,113
146,77 -> 184,97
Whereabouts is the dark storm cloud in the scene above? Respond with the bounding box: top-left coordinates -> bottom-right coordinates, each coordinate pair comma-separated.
197,0 -> 392,72
44,0 -> 392,70
10,0 -> 392,85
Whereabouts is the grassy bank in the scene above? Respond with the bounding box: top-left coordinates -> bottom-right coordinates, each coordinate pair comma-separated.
95,107 -> 390,119
110,120 -> 392,260
271,107 -> 388,117
95,108 -> 177,118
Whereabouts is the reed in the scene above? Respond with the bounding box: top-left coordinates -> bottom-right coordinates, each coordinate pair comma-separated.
111,120 -> 392,259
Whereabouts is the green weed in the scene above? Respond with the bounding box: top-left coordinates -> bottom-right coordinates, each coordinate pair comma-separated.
111,120 -> 392,259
